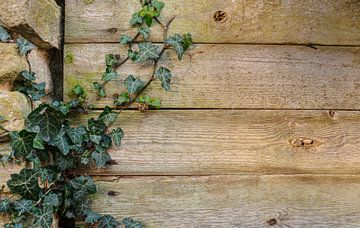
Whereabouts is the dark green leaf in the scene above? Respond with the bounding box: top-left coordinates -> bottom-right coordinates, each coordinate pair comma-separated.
55,153 -> 75,171
128,50 -> 139,62
27,104 -> 65,142
123,218 -> 143,228
98,106 -> 117,126
91,146 -> 111,168
130,13 -> 143,27
88,118 -> 106,135
73,85 -> 85,96
99,215 -> 119,228
120,35 -> 132,44
0,199 -> 12,213
124,75 -> 145,94
182,33 -> 193,51
70,176 -> 97,200
105,54 -> 118,67
65,125 -> 87,144
7,169 -> 41,200
10,130 -> 36,158
16,38 -> 35,55
138,25 -> 150,41
136,42 -> 159,63
85,210 -> 101,224
14,199 -> 33,215
166,34 -> 184,60
0,26 -> 11,42
151,0 -> 165,14
111,128 -> 124,147
20,71 -> 36,81
103,70 -> 118,82
37,166 -> 57,184
33,207 -> 53,228
49,127 -> 71,155
43,193 -> 59,211
155,66 -> 172,91
114,92 -> 130,106
90,134 -> 102,144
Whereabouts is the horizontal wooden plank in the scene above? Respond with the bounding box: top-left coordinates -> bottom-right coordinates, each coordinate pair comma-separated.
65,0 -> 360,45
72,110 -> 360,175
92,175 -> 360,227
64,44 -> 360,109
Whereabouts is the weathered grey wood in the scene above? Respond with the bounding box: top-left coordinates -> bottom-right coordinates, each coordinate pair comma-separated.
72,110 -> 360,175
92,175 -> 360,227
65,0 -> 360,45
64,44 -> 360,109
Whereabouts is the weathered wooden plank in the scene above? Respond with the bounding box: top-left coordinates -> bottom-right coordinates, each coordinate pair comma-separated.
64,44 -> 360,109
92,175 -> 360,227
72,110 -> 360,175
65,0 -> 360,45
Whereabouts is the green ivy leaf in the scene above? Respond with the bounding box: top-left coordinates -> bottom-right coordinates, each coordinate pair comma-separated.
138,25 -> 150,41
32,134 -> 45,150
85,210 -> 102,224
65,125 -> 87,144
166,34 -> 184,60
136,42 -> 159,63
0,199 -> 12,213
93,82 -> 106,98
55,153 -> 75,171
114,92 -> 130,106
128,50 -> 139,62
73,85 -> 85,97
111,128 -> 124,147
14,199 -> 33,215
120,35 -> 133,44
37,166 -> 58,184
33,207 -> 53,228
98,106 -> 117,126
103,70 -> 118,82
20,71 -> 36,81
155,66 -> 172,91
130,12 -> 143,27
99,215 -> 119,228
7,169 -> 41,200
0,26 -> 11,42
138,95 -> 161,109
70,176 -> 97,200
10,130 -> 36,158
88,118 -> 107,135
124,75 -> 145,94
26,82 -> 46,101
182,33 -> 193,51
16,38 -> 35,55
27,104 -> 65,142
90,134 -> 102,145
123,218 -> 143,228
151,0 -> 165,14
43,193 -> 60,212
49,127 -> 71,155
91,146 -> 111,168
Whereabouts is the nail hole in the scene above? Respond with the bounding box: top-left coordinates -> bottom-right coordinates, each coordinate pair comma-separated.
214,11 -> 228,23
107,191 -> 119,196
107,28 -> 118,33
267,218 -> 277,226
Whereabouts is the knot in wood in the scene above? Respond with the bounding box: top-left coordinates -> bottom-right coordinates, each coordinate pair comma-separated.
214,11 -> 228,23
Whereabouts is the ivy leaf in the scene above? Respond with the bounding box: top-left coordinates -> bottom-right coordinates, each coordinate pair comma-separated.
151,0 -> 165,14
99,215 -> 119,228
128,50 -> 139,62
10,130 -> 36,158
166,34 -> 184,60
114,92 -> 130,106
90,134 -> 102,144
88,118 -> 107,135
37,166 -> 57,184
20,70 -> 36,81
120,35 -> 132,44
74,198 -> 91,216
123,218 -> 143,228
138,95 -> 161,109
155,66 -> 172,91
65,125 -> 87,144
43,193 -> 59,212
16,38 -> 35,55
92,146 -> 111,168
93,82 -> 106,98
70,176 -> 97,200
0,26 -> 11,42
130,12 -> 143,27
27,82 -> 46,101
182,33 -> 193,51
103,70 -> 118,82
136,42 -> 159,63
0,199 -> 12,213
111,128 -> 124,147
55,153 -> 75,171
98,106 -> 117,126
27,104 -> 65,142
49,127 -> 70,155
124,75 -> 145,94
33,207 -> 53,228
14,199 -> 33,215
105,54 -> 118,68
138,25 -> 150,41
32,134 -> 44,150
7,169 -> 41,200
85,210 -> 102,224
73,85 -> 85,97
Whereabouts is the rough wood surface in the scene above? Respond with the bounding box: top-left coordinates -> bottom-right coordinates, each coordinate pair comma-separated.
64,44 -> 360,109
65,0 -> 360,45
91,175 -> 360,227
70,110 -> 360,175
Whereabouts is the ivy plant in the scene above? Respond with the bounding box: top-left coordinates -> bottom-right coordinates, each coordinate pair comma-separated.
0,0 -> 192,227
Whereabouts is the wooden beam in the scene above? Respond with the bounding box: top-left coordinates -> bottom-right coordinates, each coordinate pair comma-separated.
65,0 -> 360,45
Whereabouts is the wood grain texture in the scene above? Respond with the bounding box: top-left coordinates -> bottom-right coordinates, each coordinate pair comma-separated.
71,110 -> 360,175
65,0 -> 360,45
92,175 -> 360,227
64,44 -> 360,109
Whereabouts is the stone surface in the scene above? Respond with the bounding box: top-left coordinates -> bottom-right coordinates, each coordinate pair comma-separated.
0,91 -> 31,141
28,48 -> 53,94
0,43 -> 28,90
0,0 -> 61,49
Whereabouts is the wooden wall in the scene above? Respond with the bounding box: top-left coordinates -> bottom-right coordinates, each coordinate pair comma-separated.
64,0 -> 360,227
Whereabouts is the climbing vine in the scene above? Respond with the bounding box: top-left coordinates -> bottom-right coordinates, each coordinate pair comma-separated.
0,0 -> 192,227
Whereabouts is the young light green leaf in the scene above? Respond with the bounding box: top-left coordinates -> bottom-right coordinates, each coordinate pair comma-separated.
0,26 -> 11,42
33,134 -> 45,150
138,95 -> 161,109
16,38 -> 35,55
136,42 -> 159,63
155,66 -> 172,91
99,215 -> 119,228
182,33 -> 193,51
7,168 -> 41,200
73,85 -> 85,97
111,128 -> 124,147
124,75 -> 145,94
120,35 -> 133,44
